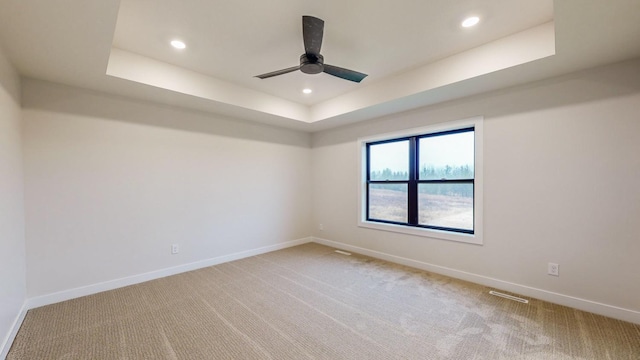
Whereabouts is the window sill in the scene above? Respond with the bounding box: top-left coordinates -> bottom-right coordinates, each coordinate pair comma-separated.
358,220 -> 482,245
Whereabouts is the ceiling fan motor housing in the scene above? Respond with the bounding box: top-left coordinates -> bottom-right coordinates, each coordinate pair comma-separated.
300,54 -> 324,74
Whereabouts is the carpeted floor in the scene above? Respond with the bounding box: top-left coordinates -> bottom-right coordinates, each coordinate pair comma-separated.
7,243 -> 640,359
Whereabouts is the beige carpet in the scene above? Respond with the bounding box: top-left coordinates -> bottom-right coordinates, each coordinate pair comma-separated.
8,243 -> 640,359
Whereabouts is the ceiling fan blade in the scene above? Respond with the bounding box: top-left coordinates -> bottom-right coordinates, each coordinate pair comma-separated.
303,16 -> 324,56
323,64 -> 368,83
255,66 -> 301,79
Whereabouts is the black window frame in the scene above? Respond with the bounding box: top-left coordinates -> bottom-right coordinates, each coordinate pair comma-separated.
366,127 -> 475,234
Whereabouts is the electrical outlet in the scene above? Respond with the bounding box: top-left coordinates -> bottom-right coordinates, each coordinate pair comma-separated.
319,223 -> 324,231
548,263 -> 559,276
171,244 -> 179,254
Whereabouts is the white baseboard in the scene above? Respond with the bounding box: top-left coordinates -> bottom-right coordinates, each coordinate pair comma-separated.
0,302 -> 28,360
9,233 -> 638,359
27,237 -> 312,310
312,237 -> 640,325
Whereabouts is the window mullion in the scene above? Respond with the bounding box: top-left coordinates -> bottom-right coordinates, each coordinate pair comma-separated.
365,144 -> 371,220
407,137 -> 418,225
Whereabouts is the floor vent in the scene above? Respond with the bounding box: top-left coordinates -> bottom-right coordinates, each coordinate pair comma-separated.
334,250 -> 352,256
489,290 -> 529,304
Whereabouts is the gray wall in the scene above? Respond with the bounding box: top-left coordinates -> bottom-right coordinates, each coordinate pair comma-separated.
0,45 -> 26,354
311,59 -> 640,314
22,80 -> 312,298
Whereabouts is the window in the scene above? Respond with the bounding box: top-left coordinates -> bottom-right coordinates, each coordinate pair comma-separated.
359,117 -> 483,244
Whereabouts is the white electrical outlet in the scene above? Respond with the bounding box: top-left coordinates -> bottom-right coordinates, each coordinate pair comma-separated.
548,263 -> 559,276
171,244 -> 179,254
319,223 -> 324,231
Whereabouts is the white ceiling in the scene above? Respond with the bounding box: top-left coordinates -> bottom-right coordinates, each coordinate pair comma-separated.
1,0 -> 639,132
112,0 -> 553,105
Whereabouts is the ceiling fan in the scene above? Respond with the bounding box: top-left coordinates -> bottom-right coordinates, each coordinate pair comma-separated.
255,16 -> 368,83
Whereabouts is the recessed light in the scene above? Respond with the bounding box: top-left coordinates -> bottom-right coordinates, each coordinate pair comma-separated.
461,16 -> 480,28
302,88 -> 312,94
170,40 -> 186,49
